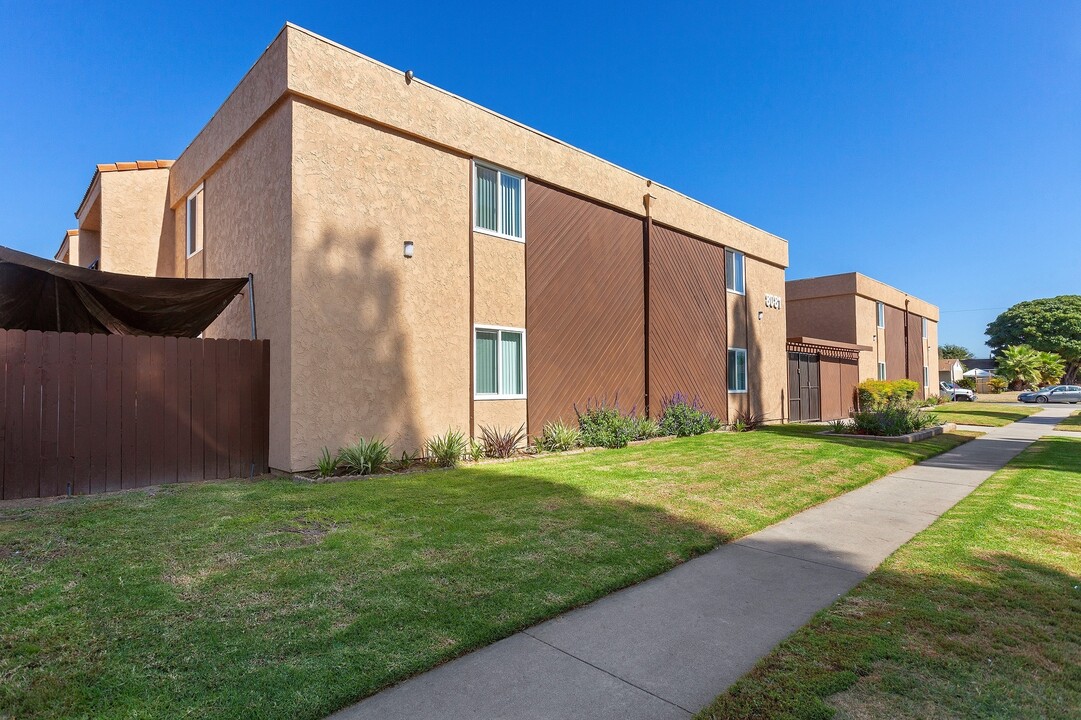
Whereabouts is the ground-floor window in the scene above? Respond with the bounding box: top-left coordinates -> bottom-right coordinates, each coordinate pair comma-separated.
474,326 -> 526,399
728,348 -> 748,393
878,362 -> 886,380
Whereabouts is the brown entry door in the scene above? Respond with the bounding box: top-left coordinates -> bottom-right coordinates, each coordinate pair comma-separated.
787,352 -> 821,422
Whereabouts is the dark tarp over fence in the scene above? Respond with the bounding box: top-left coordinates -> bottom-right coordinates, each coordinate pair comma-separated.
0,245 -> 248,337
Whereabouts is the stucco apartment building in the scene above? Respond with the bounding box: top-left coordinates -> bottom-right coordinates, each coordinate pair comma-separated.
786,272 -> 940,402
55,24 -> 790,472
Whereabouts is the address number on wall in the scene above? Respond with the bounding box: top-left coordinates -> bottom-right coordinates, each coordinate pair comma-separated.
764,293 -> 783,309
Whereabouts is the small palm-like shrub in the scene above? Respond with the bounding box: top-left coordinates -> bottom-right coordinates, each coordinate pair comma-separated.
826,419 -> 852,434
480,424 -> 526,458
988,376 -> 1008,393
575,399 -> 636,449
468,438 -> 485,462
426,429 -> 467,467
316,447 -> 338,478
536,420 -> 581,452
338,437 -> 390,475
659,392 -> 722,436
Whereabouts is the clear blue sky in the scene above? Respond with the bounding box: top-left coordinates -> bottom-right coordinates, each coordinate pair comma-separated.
3,1 -> 1078,354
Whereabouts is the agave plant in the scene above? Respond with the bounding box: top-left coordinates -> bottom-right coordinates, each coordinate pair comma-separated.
536,420 -> 581,452
426,428 -> 467,467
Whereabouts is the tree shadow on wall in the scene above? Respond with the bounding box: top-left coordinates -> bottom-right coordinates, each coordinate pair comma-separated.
294,227 -> 422,468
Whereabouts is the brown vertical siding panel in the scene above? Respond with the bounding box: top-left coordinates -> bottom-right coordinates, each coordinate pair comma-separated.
175,338 -> 193,483
120,335 -> 139,489
525,182 -> 645,430
56,333 -> 76,495
907,312 -> 926,399
841,359 -> 860,413
160,337 -> 179,485
88,335 -> 109,494
648,224 -> 729,422
190,340 -> 206,479
215,341 -> 232,478
257,340 -> 270,472
146,336 -> 166,485
884,305 -> 906,381
105,336 -> 124,492
228,340 -> 244,478
202,339 -> 219,479
72,333 -> 93,495
134,335 -> 154,487
2,331 -> 24,500
819,356 -> 842,421
16,331 -> 43,500
0,331 -> 7,498
238,340 -> 253,478
38,333 -> 61,498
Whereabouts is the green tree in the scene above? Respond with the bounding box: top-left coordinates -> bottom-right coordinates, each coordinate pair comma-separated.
939,344 -> 973,360
986,296 -> 1081,383
995,345 -> 1043,390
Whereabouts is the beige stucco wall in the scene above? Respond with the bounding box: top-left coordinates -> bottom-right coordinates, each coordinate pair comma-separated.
924,320 -> 940,395
77,230 -> 101,268
472,232 -> 527,436
290,99 -> 471,469
98,168 -> 172,276
728,258 -> 787,422
193,100 -> 294,470
855,295 -> 882,381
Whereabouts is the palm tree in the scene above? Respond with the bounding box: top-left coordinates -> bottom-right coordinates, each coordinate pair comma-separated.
1035,351 -> 1066,386
995,345 -> 1043,390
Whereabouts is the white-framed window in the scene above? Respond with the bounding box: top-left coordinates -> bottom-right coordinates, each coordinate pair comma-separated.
727,348 -> 748,393
922,317 -> 928,338
878,362 -> 887,380
474,326 -> 526,399
923,365 -> 929,387
473,161 -> 524,242
186,184 -> 204,257
876,301 -> 885,328
725,249 -> 745,294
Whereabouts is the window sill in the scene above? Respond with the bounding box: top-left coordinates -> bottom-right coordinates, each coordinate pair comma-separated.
474,227 -> 525,244
474,394 -> 527,401
728,389 -> 749,394
726,288 -> 745,296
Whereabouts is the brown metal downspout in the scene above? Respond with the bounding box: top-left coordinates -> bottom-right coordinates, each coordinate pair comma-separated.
643,188 -> 655,418
904,297 -> 911,382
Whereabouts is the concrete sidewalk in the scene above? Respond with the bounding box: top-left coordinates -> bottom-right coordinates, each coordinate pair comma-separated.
329,406 -> 1073,720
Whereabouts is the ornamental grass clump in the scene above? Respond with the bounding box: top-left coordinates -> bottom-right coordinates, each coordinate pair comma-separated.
315,447 -> 339,478
338,437 -> 390,476
425,428 -> 467,467
659,392 -> 722,437
536,420 -> 581,452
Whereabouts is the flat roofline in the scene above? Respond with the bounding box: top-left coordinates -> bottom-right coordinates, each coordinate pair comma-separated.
282,22 -> 787,250
786,271 -> 938,318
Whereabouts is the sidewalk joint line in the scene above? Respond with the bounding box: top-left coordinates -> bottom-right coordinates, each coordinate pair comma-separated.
518,631 -> 694,716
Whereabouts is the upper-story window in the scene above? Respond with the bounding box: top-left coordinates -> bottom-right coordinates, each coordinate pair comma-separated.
474,162 -> 524,242
725,249 -> 745,294
876,301 -> 885,328
922,317 -> 928,338
186,184 -> 204,257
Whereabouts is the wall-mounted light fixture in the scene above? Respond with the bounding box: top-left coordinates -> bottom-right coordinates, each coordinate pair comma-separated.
757,311 -> 764,321
403,241 -> 414,258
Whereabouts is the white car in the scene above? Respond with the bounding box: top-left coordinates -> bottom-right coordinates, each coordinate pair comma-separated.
940,381 -> 977,402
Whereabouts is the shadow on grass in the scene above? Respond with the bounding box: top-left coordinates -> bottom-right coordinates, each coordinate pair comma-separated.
698,552 -> 1081,720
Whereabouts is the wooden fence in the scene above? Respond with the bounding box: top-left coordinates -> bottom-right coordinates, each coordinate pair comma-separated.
0,329 -> 269,500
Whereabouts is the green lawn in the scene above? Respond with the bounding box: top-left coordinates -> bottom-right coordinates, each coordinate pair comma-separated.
928,401 -> 1042,427
1057,410 -> 1081,431
0,425 -> 972,719
697,436 -> 1081,720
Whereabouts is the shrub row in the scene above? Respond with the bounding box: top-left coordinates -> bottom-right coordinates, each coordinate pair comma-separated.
856,379 -> 919,408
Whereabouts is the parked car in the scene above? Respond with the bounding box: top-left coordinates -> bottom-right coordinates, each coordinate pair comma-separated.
1018,385 -> 1081,404
940,381 -> 977,402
